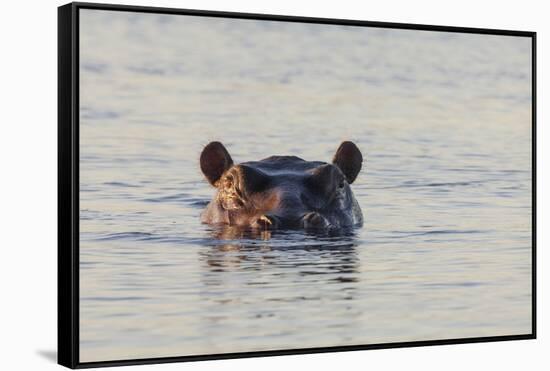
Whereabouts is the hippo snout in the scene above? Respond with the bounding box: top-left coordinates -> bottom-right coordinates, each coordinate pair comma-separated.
252,213 -> 329,230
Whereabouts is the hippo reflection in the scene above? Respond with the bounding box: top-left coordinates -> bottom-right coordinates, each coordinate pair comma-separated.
200,141 -> 363,230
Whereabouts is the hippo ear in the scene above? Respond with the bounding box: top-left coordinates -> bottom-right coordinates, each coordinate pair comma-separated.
200,141 -> 234,186
332,141 -> 363,184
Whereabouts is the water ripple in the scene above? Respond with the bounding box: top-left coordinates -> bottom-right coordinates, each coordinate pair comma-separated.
390,229 -> 485,238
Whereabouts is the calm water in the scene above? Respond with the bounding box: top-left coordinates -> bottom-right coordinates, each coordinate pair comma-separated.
79,10 -> 533,362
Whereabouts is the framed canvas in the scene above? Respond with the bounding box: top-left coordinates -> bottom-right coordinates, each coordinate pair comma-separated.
58,2 -> 536,369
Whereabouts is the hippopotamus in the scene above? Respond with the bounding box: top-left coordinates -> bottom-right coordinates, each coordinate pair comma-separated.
199,141 -> 363,230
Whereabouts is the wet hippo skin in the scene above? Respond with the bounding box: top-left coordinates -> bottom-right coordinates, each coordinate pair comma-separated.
200,141 -> 363,230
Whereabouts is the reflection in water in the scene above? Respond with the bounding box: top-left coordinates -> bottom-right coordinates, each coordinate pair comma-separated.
201,226 -> 359,283
194,227 -> 361,343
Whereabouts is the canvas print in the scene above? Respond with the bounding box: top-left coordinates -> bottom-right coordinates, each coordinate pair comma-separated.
77,8 -> 533,363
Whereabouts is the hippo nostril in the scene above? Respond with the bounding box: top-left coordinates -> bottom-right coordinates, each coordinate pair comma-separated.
254,215 -> 278,230
257,215 -> 272,227
302,212 -> 329,229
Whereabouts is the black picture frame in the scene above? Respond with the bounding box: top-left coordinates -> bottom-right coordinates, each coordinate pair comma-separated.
58,2 -> 537,369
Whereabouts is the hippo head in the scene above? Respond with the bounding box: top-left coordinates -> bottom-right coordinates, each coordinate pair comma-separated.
200,141 -> 363,230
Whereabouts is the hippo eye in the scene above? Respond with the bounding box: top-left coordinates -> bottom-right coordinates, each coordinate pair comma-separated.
338,180 -> 345,189
218,174 -> 246,210
223,175 -> 234,188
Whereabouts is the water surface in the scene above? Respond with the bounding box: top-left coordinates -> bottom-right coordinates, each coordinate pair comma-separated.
79,10 -> 532,362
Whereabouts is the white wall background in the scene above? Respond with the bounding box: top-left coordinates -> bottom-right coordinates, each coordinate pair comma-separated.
0,0 -> 545,369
